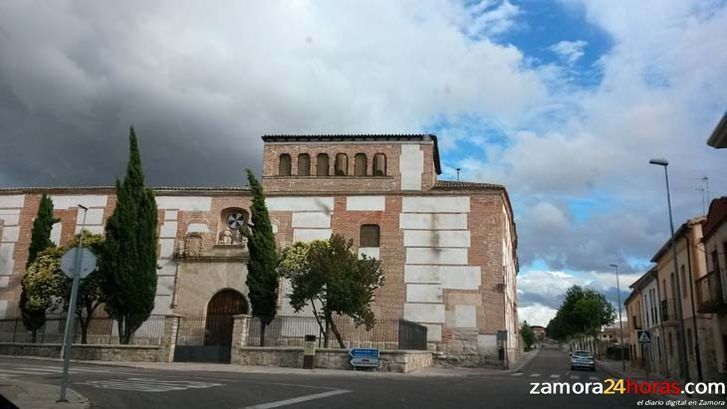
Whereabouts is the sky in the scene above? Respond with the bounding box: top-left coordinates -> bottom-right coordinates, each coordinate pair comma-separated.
1,0 -> 726,326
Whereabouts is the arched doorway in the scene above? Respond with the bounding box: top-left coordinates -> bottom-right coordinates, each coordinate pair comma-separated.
204,289 -> 248,347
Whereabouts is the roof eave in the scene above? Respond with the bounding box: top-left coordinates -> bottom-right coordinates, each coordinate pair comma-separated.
707,113 -> 727,148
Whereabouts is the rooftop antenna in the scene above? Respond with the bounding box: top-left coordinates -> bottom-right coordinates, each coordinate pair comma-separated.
703,176 -> 710,207
456,168 -> 461,181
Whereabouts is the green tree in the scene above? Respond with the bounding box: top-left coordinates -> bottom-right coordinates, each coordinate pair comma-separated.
20,193 -> 59,341
101,127 -> 158,344
243,169 -> 279,346
546,285 -> 615,342
279,235 -> 384,348
520,321 -> 536,351
60,233 -> 106,343
23,232 -> 107,344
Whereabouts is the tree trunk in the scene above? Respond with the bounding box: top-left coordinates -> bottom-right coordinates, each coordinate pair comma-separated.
326,314 -> 346,348
259,321 -> 266,347
80,315 -> 89,344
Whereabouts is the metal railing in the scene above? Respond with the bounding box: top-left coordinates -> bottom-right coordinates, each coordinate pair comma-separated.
0,315 -> 165,345
246,315 -> 428,350
696,270 -> 726,313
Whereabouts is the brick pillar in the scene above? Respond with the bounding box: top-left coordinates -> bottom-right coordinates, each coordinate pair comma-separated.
230,314 -> 251,364
159,314 -> 181,363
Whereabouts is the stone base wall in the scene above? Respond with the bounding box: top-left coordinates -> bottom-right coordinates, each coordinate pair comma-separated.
235,347 -> 433,373
0,343 -> 162,362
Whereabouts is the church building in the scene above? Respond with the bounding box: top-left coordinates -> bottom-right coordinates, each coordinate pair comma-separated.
0,134 -> 520,362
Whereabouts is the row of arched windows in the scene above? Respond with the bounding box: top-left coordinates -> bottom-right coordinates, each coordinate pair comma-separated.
278,153 -> 387,177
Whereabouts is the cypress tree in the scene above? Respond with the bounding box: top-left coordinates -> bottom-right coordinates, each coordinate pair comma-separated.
101,127 -> 158,344
20,193 -> 59,341
243,169 -> 279,346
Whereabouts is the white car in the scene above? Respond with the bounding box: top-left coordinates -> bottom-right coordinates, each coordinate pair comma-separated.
570,350 -> 595,371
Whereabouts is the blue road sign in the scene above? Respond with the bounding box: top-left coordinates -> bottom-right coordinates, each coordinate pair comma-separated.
349,348 -> 380,358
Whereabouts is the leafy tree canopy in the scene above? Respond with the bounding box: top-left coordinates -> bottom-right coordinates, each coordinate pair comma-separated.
546,285 -> 615,341
520,321 -> 536,350
278,235 -> 384,348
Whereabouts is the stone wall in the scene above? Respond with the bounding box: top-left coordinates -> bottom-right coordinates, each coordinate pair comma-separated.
0,343 -> 162,361
235,347 -> 433,373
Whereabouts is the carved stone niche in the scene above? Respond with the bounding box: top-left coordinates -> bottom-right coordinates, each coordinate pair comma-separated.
218,208 -> 249,247
182,232 -> 204,257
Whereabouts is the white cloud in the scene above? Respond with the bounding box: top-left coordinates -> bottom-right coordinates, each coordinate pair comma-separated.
519,303 -> 558,327
549,40 -> 588,64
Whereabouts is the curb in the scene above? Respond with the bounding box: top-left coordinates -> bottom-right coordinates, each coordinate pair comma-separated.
595,360 -> 691,407
507,348 -> 541,373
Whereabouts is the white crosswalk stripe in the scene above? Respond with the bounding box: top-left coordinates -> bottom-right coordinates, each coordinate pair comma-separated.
511,372 -> 524,376
549,374 -> 560,378
589,376 -> 600,381
570,375 -> 580,380
0,365 -> 111,377
529,373 -> 540,378
76,378 -> 223,393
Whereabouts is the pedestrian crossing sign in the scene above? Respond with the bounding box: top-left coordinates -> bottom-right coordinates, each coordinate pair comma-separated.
637,330 -> 651,343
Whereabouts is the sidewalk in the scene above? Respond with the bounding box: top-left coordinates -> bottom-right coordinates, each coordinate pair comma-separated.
0,378 -> 88,409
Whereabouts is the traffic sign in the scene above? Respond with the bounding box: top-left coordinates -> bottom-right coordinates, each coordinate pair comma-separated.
60,248 -> 97,278
349,348 -> 380,369
637,330 -> 651,344
349,348 -> 380,358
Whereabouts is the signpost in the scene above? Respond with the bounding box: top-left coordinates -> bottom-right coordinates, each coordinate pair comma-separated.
349,348 -> 380,369
58,206 -> 97,402
637,330 -> 652,380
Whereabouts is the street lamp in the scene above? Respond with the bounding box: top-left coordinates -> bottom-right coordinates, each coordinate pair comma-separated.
649,158 -> 690,382
610,263 -> 626,372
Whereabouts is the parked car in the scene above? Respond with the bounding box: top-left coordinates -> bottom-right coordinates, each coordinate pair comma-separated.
570,350 -> 595,371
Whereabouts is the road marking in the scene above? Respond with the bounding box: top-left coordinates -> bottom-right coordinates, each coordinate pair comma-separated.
243,389 -> 351,409
549,374 -> 560,378
22,365 -> 110,373
570,375 -> 580,380
511,372 -> 523,376
589,376 -> 600,381
77,378 -> 223,393
529,373 -> 540,378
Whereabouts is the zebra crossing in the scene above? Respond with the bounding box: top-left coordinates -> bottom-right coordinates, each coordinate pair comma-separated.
0,365 -> 111,378
77,378 -> 223,393
510,372 -> 602,381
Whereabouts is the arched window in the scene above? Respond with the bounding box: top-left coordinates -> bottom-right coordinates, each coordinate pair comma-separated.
297,153 -> 310,176
279,154 -> 291,176
360,224 -> 380,247
335,153 -> 348,176
373,153 -> 387,176
354,153 -> 367,176
316,153 -> 329,176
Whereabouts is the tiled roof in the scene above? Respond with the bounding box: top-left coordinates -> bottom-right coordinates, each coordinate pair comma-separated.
262,134 -> 442,174
432,180 -> 505,191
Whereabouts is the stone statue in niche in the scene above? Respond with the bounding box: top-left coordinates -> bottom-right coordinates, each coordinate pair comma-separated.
219,229 -> 233,245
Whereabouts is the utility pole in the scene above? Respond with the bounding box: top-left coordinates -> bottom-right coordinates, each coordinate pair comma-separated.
649,159 -> 690,383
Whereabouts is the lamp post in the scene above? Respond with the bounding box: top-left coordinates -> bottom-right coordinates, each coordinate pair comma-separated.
649,158 -> 690,382
610,263 -> 626,372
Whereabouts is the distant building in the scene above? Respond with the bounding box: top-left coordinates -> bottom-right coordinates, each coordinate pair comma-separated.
625,268 -> 664,373
707,113 -> 727,149
530,325 -> 546,339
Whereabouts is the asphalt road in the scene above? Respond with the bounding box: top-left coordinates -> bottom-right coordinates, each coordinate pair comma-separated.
0,348 -> 653,408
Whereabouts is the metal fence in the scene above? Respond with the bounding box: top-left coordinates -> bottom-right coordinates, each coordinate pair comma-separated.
247,315 -> 428,350
0,315 -> 165,345
175,314 -> 236,346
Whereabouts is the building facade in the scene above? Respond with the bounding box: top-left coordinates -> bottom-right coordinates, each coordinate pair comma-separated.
651,217 -> 719,380
697,197 -> 727,375
0,134 -> 520,361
